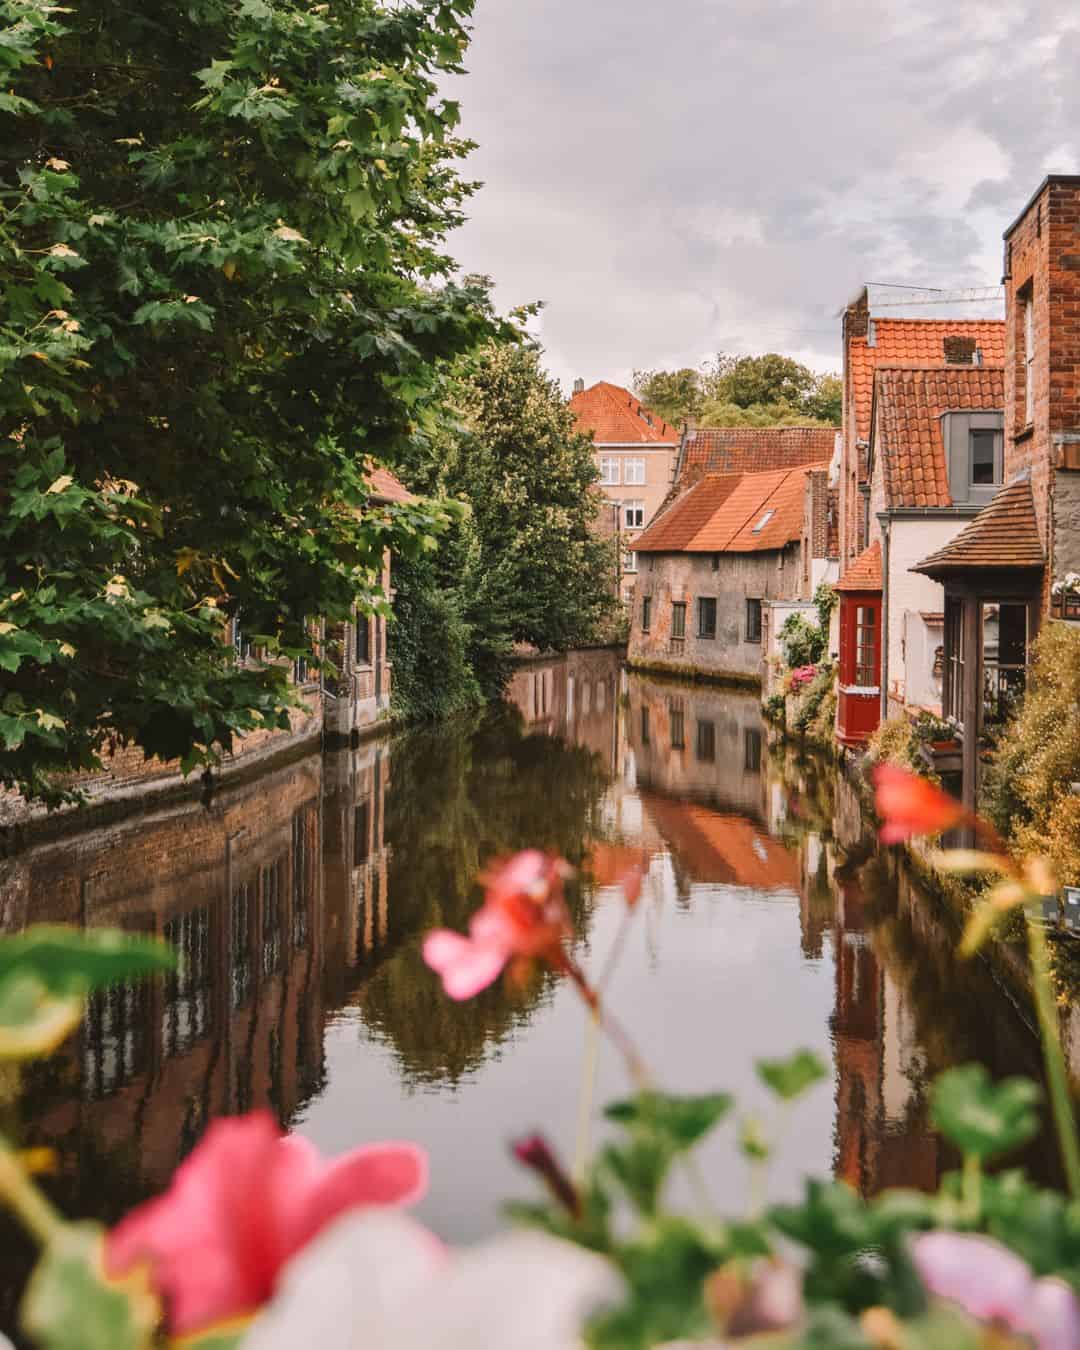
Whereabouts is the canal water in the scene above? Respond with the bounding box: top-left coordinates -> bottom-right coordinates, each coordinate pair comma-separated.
0,650 -> 1048,1331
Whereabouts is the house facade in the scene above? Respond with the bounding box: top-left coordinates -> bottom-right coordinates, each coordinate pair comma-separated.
627,463 -> 829,682
568,380 -> 680,603
837,291 -> 1005,577
911,176 -> 1080,808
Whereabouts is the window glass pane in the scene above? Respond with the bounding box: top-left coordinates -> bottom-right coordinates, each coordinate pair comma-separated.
970,430 -> 997,485
671,602 -> 686,639
355,617 -> 370,665
641,706 -> 650,744
695,720 -> 716,762
854,604 -> 877,687
744,727 -> 762,772
745,598 -> 762,643
982,601 -> 1027,726
641,597 -> 651,631
698,597 -> 716,639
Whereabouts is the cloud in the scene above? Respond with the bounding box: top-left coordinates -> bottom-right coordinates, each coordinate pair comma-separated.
444,0 -> 1079,391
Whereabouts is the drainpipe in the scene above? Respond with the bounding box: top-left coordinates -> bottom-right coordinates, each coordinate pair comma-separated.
879,516 -> 890,725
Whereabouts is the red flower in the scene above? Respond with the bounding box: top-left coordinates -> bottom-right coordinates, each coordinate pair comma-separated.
512,1133 -> 581,1218
106,1112 -> 426,1335
424,851 -> 572,1000
872,763 -> 965,843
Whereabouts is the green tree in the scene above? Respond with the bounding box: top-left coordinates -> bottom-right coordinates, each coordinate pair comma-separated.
804,372 -> 843,425
631,367 -> 702,425
697,400 -> 830,429
709,352 -> 817,409
0,0 -> 491,801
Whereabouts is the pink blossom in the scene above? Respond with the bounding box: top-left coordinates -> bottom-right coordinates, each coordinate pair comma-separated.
791,665 -> 817,687
105,1112 -> 426,1335
423,851 -> 572,1001
872,762 -> 966,844
911,1232 -> 1080,1348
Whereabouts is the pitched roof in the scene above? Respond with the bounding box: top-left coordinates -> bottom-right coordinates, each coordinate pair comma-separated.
912,477 -> 1044,575
569,381 -> 680,445
872,364 -> 1005,510
677,426 -> 836,488
642,794 -> 799,891
366,466 -> 414,504
849,319 -> 1006,455
634,462 -> 828,554
836,539 -> 882,592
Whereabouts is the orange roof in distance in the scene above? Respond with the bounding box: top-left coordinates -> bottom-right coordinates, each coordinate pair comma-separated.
678,426 -> 836,488
872,364 -> 1004,510
569,381 -> 680,445
366,466 -> 415,504
913,477 -> 1044,575
634,462 -> 828,555
836,539 -> 882,592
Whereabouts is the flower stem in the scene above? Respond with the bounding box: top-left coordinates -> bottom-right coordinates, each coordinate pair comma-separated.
573,1010 -> 601,1183
1025,913 -> 1080,1201
0,1135 -> 62,1248
961,1153 -> 982,1223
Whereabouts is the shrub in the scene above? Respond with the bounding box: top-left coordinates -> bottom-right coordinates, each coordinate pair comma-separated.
866,715 -> 924,773
778,613 -> 827,668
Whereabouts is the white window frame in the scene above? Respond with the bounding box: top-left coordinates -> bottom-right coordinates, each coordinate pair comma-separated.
599,457 -> 620,486
623,549 -> 638,573
624,458 -> 646,485
624,500 -> 645,529
1024,296 -> 1035,426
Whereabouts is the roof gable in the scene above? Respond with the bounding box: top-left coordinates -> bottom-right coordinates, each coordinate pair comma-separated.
366,466 -> 414,504
912,477 -> 1044,575
871,364 -> 1005,510
836,539 -> 882,592
569,382 -> 680,445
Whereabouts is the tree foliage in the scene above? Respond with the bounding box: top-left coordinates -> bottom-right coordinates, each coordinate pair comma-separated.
634,354 -> 841,429
0,0 -> 491,801
392,339 -> 617,711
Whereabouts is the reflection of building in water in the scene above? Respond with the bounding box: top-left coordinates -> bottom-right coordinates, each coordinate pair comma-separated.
505,649 -> 622,773
3,756 -> 329,1199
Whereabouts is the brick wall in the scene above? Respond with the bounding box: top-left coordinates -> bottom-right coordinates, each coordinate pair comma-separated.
628,546 -> 801,680
839,293 -> 870,574
1004,175 -> 1080,589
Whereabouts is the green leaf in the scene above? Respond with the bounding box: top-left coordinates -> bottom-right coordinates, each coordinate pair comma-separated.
21,1223 -> 159,1350
600,1136 -> 672,1217
604,1090 -> 733,1151
756,1048 -> 828,1102
0,926 -> 176,996
0,972 -> 83,1060
931,1065 -> 1041,1162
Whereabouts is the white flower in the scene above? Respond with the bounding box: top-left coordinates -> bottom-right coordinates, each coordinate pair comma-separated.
242,1211 -> 623,1350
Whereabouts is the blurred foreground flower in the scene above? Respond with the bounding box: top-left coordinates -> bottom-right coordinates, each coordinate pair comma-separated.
242,1209 -> 623,1350
912,1231 -> 1080,1349
106,1111 -> 426,1335
423,851 -> 572,1000
872,763 -> 966,843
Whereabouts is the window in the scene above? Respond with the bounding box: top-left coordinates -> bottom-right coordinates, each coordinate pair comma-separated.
751,509 -> 775,534
711,554 -> 720,572
744,727 -> 762,772
293,652 -> 311,685
982,601 -> 1028,726
855,604 -> 877,688
697,597 -> 717,639
641,596 -> 652,632
944,597 -> 965,724
599,457 -> 620,485
641,706 -> 650,745
623,549 -> 638,574
745,598 -> 762,643
671,602 -> 686,640
945,413 -> 1003,503
696,719 -> 716,762
669,700 -> 685,750
355,616 -> 371,666
624,500 -> 645,529
232,617 -> 251,663
624,458 -> 646,485
1024,294 -> 1035,426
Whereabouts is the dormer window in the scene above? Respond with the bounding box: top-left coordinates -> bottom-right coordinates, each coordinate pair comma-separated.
752,509 -> 775,534
943,412 -> 1003,505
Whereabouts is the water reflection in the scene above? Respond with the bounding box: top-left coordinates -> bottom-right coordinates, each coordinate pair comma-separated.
0,650 -> 1055,1332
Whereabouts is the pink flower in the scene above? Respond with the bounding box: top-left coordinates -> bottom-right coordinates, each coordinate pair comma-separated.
911,1232 -> 1080,1348
423,851 -> 572,1001
872,762 -> 966,844
105,1111 -> 426,1335
791,665 -> 817,687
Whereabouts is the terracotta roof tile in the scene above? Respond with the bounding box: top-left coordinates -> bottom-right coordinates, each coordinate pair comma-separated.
677,426 -> 836,489
873,364 -> 1004,510
642,793 -> 799,891
912,477 -> 1044,575
635,462 -> 828,555
366,466 -> 414,504
569,381 -> 680,445
836,539 -> 882,592
849,318 -> 1006,457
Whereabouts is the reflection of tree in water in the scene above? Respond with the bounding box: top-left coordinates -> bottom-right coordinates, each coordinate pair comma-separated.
356,704 -> 612,1085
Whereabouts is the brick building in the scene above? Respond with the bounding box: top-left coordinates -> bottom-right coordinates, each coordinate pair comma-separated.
568,380 -> 680,603
837,288 -> 1005,576
627,462 -> 830,682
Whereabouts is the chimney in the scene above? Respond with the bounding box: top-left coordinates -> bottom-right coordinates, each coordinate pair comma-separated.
572,378 -> 585,395
943,334 -> 977,365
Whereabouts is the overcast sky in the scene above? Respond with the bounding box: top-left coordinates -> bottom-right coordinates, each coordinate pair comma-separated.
444,0 -> 1080,394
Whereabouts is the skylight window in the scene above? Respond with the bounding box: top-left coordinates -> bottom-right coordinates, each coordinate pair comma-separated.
752,509 -> 775,534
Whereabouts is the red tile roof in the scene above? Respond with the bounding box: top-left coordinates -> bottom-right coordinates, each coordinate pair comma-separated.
366,466 -> 414,504
677,426 -> 836,488
872,364 -> 1005,510
849,319 -> 1006,455
634,462 -> 828,554
836,539 -> 882,592
912,477 -> 1044,575
569,381 -> 680,445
